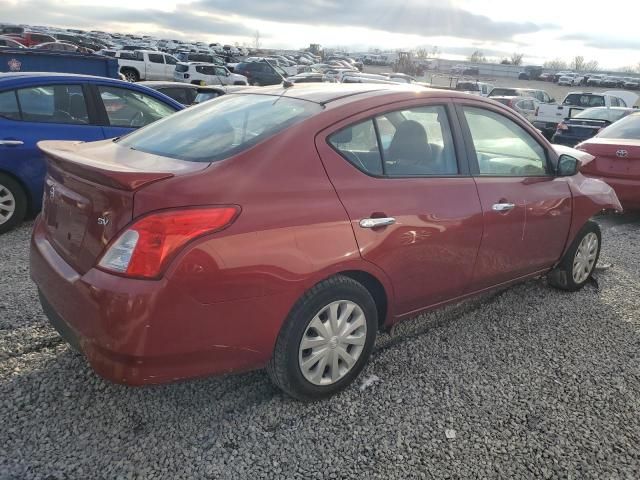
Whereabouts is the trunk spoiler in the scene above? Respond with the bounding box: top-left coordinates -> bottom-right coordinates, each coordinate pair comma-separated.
38,140 -> 186,191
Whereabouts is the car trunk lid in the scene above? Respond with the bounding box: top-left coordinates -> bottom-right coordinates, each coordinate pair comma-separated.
578,138 -> 640,180
38,139 -> 209,274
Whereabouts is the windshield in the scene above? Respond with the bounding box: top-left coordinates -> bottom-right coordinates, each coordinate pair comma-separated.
575,108 -> 629,122
597,114 -> 640,140
118,94 -> 322,162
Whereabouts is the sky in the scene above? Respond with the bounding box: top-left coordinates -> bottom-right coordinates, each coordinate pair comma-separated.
1,0 -> 639,69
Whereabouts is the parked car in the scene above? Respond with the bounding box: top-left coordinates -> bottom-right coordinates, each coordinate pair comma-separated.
173,62 -> 248,86
174,52 -> 225,65
233,61 -> 287,86
117,50 -> 179,82
601,76 -> 624,88
558,73 -> 585,86
33,42 -> 91,53
30,84 -> 621,400
0,36 -> 26,48
552,107 -> 635,147
0,73 -> 183,233
6,32 -> 55,47
140,81 -> 228,105
490,96 -> 540,122
624,78 -> 640,90
586,74 -> 606,87
455,81 -> 493,97
533,91 -> 637,139
518,65 -> 542,81
288,72 -> 329,83
577,113 -> 640,211
539,73 -> 553,82
488,88 -> 554,104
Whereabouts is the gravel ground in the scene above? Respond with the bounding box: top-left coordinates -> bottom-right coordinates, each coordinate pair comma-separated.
1,215 -> 639,479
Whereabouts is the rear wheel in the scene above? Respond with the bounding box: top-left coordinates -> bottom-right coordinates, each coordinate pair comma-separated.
121,69 -> 139,82
548,220 -> 601,291
267,275 -> 378,401
0,173 -> 27,234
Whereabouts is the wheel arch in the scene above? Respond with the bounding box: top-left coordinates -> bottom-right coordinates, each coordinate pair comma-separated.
0,168 -> 33,213
332,269 -> 391,330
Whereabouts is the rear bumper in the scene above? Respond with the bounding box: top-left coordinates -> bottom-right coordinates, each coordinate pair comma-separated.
30,217 -> 292,385
585,175 -> 640,211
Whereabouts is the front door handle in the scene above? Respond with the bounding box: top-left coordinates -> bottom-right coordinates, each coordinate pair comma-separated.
359,217 -> 396,229
492,203 -> 515,212
0,140 -> 24,146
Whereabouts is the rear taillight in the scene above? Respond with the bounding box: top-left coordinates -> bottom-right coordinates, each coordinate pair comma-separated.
98,207 -> 240,279
184,73 -> 190,79
556,122 -> 568,131
535,107 -> 539,116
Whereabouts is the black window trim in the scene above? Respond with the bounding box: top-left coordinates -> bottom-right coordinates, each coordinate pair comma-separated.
454,101 -> 555,178
326,100 -> 471,179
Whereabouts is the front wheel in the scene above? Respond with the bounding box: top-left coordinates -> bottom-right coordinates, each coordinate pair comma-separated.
267,276 -> 378,401
548,220 -> 601,291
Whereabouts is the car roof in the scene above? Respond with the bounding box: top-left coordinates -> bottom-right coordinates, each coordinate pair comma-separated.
229,83 -> 465,105
140,81 -> 197,88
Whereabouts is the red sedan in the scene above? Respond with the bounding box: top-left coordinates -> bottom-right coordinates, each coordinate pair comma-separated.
30,85 -> 621,400
577,112 -> 640,211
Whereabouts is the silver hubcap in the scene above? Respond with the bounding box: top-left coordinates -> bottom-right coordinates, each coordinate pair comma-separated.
298,300 -> 367,386
573,232 -> 598,283
0,184 -> 16,225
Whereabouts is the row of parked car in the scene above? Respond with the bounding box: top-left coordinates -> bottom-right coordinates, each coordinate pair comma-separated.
537,71 -> 640,90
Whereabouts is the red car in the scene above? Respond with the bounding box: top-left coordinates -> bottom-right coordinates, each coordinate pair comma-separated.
30,85 -> 622,400
577,112 -> 640,211
6,32 -> 56,47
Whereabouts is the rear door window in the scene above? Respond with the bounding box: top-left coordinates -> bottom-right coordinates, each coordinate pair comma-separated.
16,85 -> 89,124
148,54 -> 165,64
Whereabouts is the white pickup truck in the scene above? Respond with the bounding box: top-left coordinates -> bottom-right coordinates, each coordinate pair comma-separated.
116,50 -> 180,82
533,90 -> 638,139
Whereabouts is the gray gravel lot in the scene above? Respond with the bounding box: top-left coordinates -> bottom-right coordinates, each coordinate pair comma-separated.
1,215 -> 640,479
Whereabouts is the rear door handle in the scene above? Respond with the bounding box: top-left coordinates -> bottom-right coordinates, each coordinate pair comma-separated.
359,217 -> 396,228
492,203 -> 515,212
0,140 -> 24,146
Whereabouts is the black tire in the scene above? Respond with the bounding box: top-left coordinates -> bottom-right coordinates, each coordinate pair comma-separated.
267,275 -> 378,401
0,173 -> 27,234
548,220 -> 601,292
121,69 -> 139,83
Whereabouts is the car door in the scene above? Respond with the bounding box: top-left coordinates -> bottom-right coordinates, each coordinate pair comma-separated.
0,84 -> 105,212
163,55 -> 178,79
146,53 -> 166,80
92,84 -> 180,138
316,100 -> 483,317
455,101 -> 572,291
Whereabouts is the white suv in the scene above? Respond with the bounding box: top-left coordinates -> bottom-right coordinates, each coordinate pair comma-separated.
174,62 -> 248,86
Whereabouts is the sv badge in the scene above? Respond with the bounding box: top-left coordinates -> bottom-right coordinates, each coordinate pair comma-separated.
97,216 -> 110,226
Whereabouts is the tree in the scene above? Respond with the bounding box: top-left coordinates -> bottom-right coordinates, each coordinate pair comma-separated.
583,60 -> 599,72
500,58 -> 512,65
430,46 -> 441,58
469,50 -> 486,63
571,56 -> 585,71
543,58 -> 568,70
510,52 -> 524,66
253,30 -> 261,50
415,47 -> 428,59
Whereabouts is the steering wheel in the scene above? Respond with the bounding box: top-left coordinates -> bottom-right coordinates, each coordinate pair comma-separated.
129,111 -> 145,128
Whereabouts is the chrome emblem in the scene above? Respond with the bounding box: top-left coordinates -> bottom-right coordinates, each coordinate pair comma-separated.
49,185 -> 55,198
97,216 -> 110,226
616,149 -> 628,158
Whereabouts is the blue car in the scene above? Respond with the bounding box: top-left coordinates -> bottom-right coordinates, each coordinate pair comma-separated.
551,106 -> 635,147
0,73 -> 183,233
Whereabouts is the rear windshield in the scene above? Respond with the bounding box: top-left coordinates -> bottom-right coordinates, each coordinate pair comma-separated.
118,94 -> 322,162
489,88 -> 517,97
564,94 -> 605,108
597,114 -> 640,140
456,82 -> 479,91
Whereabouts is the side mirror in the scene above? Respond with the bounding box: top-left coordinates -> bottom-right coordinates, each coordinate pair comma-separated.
557,154 -> 579,176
